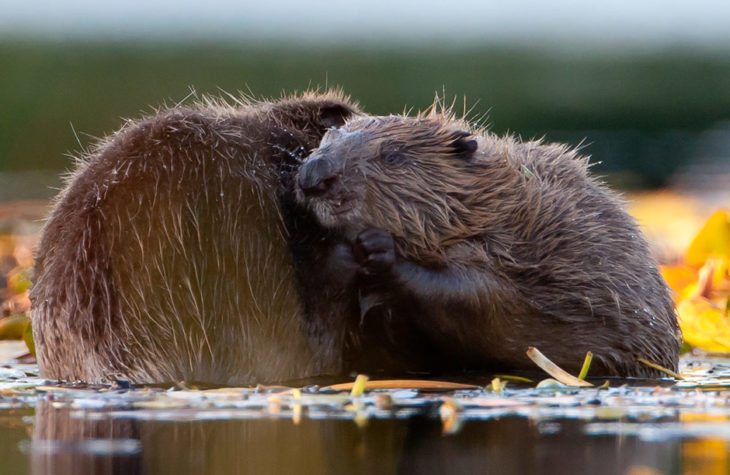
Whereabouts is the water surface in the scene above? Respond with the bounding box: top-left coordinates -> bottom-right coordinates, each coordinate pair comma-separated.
1,342 -> 729,475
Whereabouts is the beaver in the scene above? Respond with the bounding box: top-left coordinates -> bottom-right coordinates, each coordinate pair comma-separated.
296,110 -> 681,377
31,90 -> 362,385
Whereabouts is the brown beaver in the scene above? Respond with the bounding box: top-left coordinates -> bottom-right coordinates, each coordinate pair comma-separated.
31,90 -> 361,385
296,110 -> 681,377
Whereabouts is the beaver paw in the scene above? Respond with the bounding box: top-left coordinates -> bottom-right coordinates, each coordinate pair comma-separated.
354,228 -> 396,276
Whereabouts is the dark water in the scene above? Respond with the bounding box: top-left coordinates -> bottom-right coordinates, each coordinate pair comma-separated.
0,403 -> 723,475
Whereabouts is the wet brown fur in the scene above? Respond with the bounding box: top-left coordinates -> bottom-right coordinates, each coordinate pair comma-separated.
299,105 -> 681,377
31,90 -> 360,384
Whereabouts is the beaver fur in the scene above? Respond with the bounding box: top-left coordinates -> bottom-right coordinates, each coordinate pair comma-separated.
31,90 -> 361,384
296,109 -> 681,377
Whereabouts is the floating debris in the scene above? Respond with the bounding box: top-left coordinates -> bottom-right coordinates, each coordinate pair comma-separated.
526,347 -> 593,387
439,397 -> 462,435
578,351 -> 593,380
326,378 -> 479,392
349,374 -> 369,397
489,377 -> 508,394
0,344 -> 730,441
637,357 -> 683,379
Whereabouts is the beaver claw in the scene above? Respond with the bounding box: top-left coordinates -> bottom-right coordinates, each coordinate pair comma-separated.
353,228 -> 396,276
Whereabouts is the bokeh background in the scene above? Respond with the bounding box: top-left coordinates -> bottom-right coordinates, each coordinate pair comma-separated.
1,0 -> 729,201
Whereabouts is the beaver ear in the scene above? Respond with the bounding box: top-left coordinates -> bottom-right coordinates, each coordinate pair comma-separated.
449,130 -> 479,157
318,104 -> 353,129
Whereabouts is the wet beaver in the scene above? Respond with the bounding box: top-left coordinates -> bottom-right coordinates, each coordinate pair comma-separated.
31,90 -> 361,384
297,111 -> 681,377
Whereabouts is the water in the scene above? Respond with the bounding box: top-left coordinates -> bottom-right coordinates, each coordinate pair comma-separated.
14,411 -> 687,474
1,341 -> 729,475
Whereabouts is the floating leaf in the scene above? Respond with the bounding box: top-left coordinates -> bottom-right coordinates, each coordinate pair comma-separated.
578,351 -> 593,380
349,374 -> 369,397
526,347 -> 593,387
326,379 -> 479,392
488,377 -> 507,394
492,374 -> 533,384
374,394 -> 394,410
636,357 -> 682,379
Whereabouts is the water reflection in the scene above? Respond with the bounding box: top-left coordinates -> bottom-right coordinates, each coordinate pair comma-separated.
30,402 -> 140,475
24,400 -> 690,475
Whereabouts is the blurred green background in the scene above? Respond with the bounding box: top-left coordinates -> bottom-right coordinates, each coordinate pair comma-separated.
1,1 -> 730,198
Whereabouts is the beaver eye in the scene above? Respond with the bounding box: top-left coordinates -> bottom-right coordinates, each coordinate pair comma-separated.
382,151 -> 406,166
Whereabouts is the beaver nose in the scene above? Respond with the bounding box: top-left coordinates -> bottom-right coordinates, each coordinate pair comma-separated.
298,157 -> 338,197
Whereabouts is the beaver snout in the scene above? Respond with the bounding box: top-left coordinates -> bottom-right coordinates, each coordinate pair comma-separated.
298,156 -> 339,197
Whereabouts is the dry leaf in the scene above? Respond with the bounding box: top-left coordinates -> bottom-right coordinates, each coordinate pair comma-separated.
526,347 -> 593,387
325,379 -> 479,392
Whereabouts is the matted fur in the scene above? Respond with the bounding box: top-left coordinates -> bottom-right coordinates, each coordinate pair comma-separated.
299,104 -> 681,377
31,90 -> 360,384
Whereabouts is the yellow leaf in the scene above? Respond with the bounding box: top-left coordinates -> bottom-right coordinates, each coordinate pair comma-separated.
678,297 -> 730,352
7,266 -> 31,295
23,322 -> 35,356
349,374 -> 369,397
489,377 -> 507,394
711,259 -> 730,296
660,264 -> 697,295
578,351 -> 593,380
686,209 -> 730,267
628,191 -> 704,258
0,314 -> 30,340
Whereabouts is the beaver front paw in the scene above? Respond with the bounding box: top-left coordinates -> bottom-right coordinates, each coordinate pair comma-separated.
353,228 -> 396,276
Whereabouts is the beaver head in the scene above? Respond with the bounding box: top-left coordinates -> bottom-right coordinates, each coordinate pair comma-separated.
296,112 -> 682,378
296,114 -> 483,262
263,90 -> 361,165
